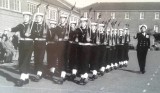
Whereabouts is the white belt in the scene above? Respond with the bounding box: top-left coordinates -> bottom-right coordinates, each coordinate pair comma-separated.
35,38 -> 46,41
79,43 -> 94,46
47,41 -> 55,44
20,38 -> 33,41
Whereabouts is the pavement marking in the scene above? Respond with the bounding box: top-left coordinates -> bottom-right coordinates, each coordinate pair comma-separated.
150,78 -> 153,80
143,89 -> 147,93
152,74 -> 155,77
147,83 -> 150,86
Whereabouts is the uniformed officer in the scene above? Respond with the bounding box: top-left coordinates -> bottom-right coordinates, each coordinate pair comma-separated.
124,28 -> 130,67
76,17 -> 91,85
31,13 -> 47,82
134,25 -> 150,74
68,21 -> 78,81
89,22 -> 99,80
9,12 -> 33,87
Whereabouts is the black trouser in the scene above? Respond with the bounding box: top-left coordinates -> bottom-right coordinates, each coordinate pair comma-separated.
105,46 -> 110,66
98,45 -> 107,69
34,40 -> 46,73
78,45 -> 91,74
89,45 -> 99,71
137,47 -> 148,72
110,46 -> 116,64
19,40 -> 33,74
117,45 -> 124,62
56,41 -> 68,71
47,42 -> 57,69
124,43 -> 129,61
68,42 -> 78,72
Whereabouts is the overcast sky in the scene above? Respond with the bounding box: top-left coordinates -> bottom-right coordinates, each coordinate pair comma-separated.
65,0 -> 160,8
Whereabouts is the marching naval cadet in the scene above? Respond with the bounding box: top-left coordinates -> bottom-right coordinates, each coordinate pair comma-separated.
52,14 -> 68,84
105,28 -> 112,72
109,28 -> 116,70
113,29 -> 119,69
68,21 -> 78,81
31,13 -> 47,82
134,25 -> 150,74
118,29 -> 125,67
46,20 -> 58,78
9,12 -> 33,87
97,23 -> 107,76
89,22 -> 99,80
124,28 -> 130,67
76,17 -> 91,85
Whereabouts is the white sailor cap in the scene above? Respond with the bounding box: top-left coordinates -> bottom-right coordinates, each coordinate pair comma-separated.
80,17 -> 88,21
139,24 -> 147,30
60,14 -> 67,18
22,12 -> 32,16
119,29 -> 124,31
107,27 -> 111,31
70,21 -> 77,24
124,28 -> 129,30
4,28 -> 10,31
49,20 -> 57,24
99,24 -> 105,27
91,22 -> 97,26
35,13 -> 44,17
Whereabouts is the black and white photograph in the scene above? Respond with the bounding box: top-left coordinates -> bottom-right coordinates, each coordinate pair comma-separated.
0,0 -> 160,93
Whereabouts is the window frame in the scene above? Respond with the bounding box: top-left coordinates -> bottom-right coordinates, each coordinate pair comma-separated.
111,12 -> 115,19
155,12 -> 159,20
125,12 -> 129,19
140,12 -> 144,19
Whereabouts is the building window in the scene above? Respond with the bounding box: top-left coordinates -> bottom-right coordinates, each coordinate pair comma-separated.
0,0 -> 9,9
140,12 -> 144,19
154,25 -> 159,32
155,12 -> 159,20
27,1 -> 39,13
97,12 -> 101,19
111,12 -> 115,19
10,0 -> 21,12
84,12 -> 88,18
125,12 -> 129,19
48,9 -> 57,21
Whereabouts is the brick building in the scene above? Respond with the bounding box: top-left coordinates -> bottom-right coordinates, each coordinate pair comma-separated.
0,0 -> 80,33
81,2 -> 160,45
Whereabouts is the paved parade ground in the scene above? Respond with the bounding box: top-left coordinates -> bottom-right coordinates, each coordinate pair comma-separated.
0,50 -> 160,93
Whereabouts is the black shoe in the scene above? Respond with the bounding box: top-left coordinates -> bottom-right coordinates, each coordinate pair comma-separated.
31,75 -> 42,82
141,71 -> 145,74
105,69 -> 110,73
53,78 -> 64,85
100,71 -> 105,76
90,75 -> 98,81
69,75 -> 76,81
15,79 -> 29,87
79,78 -> 88,85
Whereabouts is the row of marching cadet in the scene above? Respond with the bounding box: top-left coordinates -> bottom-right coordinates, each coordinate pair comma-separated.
4,4 -> 130,87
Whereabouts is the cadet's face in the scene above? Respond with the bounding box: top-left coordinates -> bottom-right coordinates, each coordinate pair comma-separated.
71,23 -> 76,29
91,25 -> 96,32
36,15 -> 43,23
50,23 -> 56,28
61,17 -> 67,24
81,21 -> 87,28
23,15 -> 30,23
